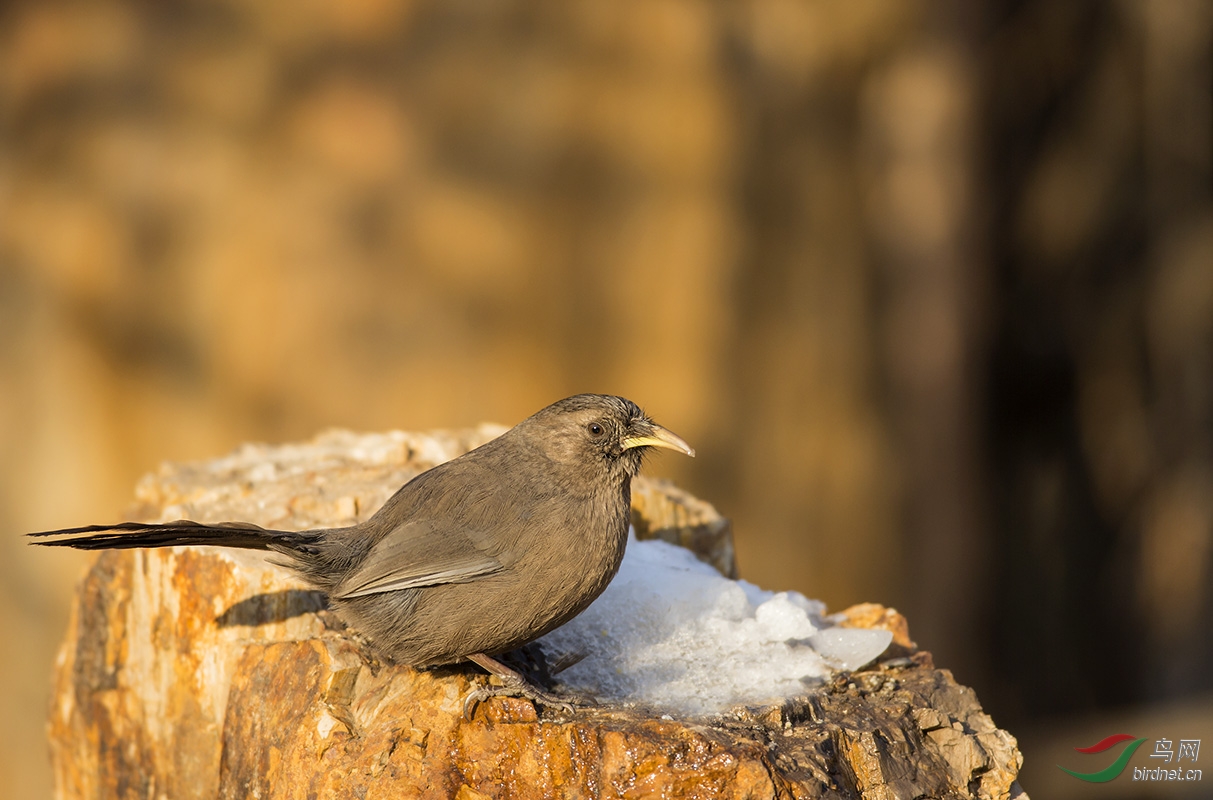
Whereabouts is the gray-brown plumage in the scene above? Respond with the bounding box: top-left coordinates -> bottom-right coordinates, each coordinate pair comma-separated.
30,394 -> 694,712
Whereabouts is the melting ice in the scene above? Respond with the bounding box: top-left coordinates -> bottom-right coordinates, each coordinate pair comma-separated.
538,533 -> 893,716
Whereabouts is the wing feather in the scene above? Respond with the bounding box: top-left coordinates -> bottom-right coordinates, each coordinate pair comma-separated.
334,519 -> 502,599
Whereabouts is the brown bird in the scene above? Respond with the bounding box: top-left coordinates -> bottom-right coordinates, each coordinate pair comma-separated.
30,394 -> 694,713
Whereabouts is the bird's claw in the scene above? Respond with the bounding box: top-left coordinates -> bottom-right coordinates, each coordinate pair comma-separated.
463,682 -> 576,720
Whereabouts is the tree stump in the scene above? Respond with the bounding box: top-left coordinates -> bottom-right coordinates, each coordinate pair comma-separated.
46,428 -> 1027,799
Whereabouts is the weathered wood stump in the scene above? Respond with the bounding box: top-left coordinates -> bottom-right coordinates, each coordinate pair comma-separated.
47,428 -> 1026,799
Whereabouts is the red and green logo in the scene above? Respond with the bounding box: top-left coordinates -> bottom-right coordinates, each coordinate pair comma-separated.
1058,734 -> 1148,782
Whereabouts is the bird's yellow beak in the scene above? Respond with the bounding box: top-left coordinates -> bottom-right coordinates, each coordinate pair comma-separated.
621,423 -> 695,457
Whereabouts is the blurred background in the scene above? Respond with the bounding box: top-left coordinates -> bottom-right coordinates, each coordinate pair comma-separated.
2,1 -> 1210,797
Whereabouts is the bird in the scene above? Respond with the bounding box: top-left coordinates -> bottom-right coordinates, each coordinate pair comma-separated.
30,394 -> 694,714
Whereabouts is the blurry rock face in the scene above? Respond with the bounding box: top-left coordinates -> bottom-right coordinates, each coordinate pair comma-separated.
48,428 -> 1025,800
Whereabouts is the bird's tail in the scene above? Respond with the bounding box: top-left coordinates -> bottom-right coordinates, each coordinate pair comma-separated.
28,519 -> 320,558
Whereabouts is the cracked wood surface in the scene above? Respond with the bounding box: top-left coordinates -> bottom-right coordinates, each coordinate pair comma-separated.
47,427 -> 1026,799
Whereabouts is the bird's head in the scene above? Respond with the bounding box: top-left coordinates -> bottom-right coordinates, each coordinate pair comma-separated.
522,394 -> 694,479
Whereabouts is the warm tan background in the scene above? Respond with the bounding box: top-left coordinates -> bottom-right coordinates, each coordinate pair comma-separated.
3,1 -> 1211,798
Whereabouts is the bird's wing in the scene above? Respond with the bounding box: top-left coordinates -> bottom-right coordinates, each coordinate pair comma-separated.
333,519 -> 503,599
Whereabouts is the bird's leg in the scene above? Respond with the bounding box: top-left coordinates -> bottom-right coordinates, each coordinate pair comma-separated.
463,652 -> 575,719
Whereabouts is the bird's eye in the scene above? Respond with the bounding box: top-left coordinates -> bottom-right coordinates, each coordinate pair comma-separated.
588,422 -> 605,437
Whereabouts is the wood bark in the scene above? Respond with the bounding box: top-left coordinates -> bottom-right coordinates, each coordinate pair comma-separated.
48,427 -> 1026,799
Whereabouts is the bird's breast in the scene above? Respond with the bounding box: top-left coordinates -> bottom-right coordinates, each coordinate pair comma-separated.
504,483 -> 631,635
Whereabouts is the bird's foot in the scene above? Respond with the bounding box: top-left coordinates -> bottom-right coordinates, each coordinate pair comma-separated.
462,680 -> 576,720
462,651 -> 577,720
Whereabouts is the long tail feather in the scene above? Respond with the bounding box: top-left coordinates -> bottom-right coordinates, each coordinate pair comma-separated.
28,520 -> 317,554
